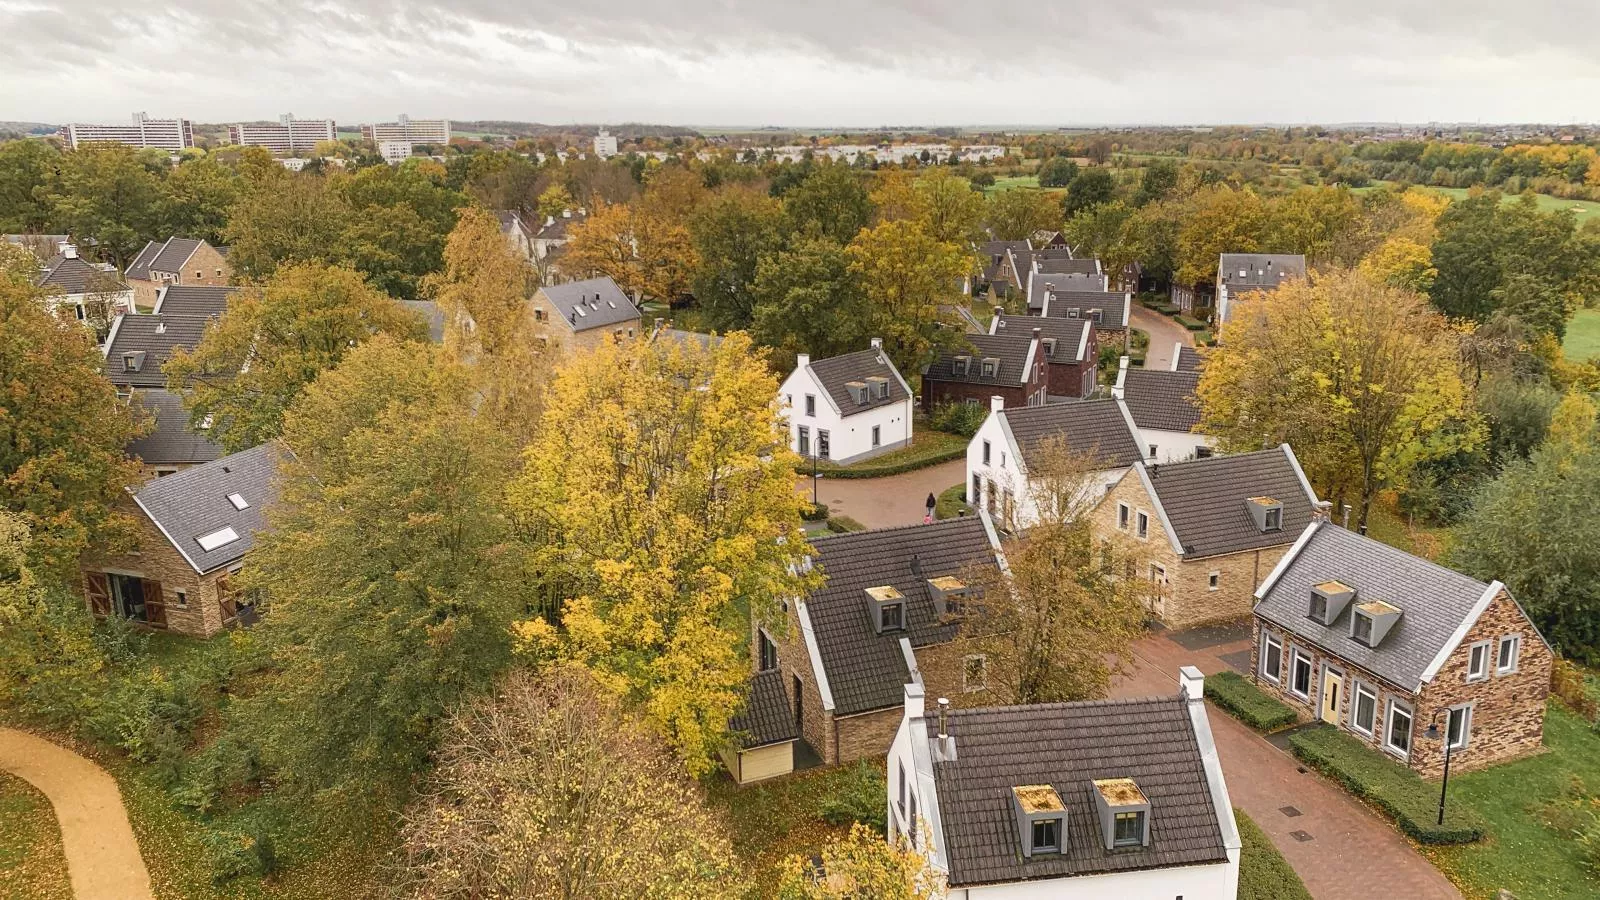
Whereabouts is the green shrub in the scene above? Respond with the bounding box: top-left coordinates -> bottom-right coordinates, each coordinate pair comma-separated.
1204,671 -> 1298,732
818,761 -> 887,832
808,448 -> 966,480
1236,808 -> 1313,900
88,667 -> 205,783
935,483 -> 970,520
200,805 -> 282,882
1176,315 -> 1207,331
827,516 -> 866,534
928,401 -> 988,438
800,502 -> 829,522
1289,725 -> 1486,843
1156,303 -> 1181,315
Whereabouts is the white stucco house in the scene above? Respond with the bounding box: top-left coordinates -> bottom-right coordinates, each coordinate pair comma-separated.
1113,356 -> 1217,463
887,667 -> 1241,900
779,339 -> 914,465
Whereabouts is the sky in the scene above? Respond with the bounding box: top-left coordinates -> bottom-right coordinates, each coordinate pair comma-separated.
3,0 -> 1599,128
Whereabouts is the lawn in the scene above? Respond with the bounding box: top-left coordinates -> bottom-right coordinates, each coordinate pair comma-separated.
1236,808 -> 1312,900
0,771 -> 72,900
1563,308 -> 1600,362
705,764 -> 870,896
1357,181 -> 1600,218
934,481 -> 970,520
982,174 -> 1066,197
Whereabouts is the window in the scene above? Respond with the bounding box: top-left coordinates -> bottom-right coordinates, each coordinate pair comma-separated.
1497,635 -> 1521,674
871,425 -> 881,448
1195,445 -> 1214,458
1264,507 -> 1282,530
875,380 -> 889,399
981,359 -> 997,377
898,761 -> 907,817
226,492 -> 249,511
757,630 -> 778,672
196,527 -> 240,552
1113,811 -> 1144,847
1385,700 -> 1413,758
174,589 -> 188,609
1260,633 -> 1283,682
215,267 -> 223,276
1031,818 -> 1060,854
1136,511 -> 1149,539
534,307 -> 547,321
1289,648 -> 1312,698
797,425 -> 810,456
1308,593 -> 1327,622
963,655 -> 988,692
1208,571 -> 1220,591
1446,704 -> 1472,750
1352,610 -> 1374,645
1116,503 -> 1130,530
982,440 -> 991,465
909,790 -> 918,847
972,473 -> 982,508
817,430 -> 831,460
1351,682 -> 1377,735
879,602 -> 903,631
804,394 -> 816,417
1148,444 -> 1158,459
1467,641 -> 1490,682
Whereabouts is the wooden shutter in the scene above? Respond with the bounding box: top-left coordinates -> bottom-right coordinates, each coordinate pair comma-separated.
84,572 -> 111,617
141,579 -> 168,628
216,574 -> 238,625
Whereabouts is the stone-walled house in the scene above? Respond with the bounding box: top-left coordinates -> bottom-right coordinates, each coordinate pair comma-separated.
989,313 -> 1097,400
778,340 -> 914,465
922,331 -> 1047,414
1040,289 -> 1131,353
81,443 -> 278,638
1093,445 -> 1319,628
1112,357 -> 1216,463
1251,521 -> 1551,776
977,240 -> 1029,297
529,275 -> 641,353
126,237 -> 232,310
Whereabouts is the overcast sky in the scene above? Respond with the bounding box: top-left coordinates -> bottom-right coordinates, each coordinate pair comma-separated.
4,0 -> 1598,127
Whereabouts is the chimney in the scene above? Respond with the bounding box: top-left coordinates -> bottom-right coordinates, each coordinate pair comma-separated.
904,681 -> 925,720
796,352 -> 810,368
934,697 -> 957,761
60,242 -> 78,259
870,337 -> 883,350
1312,499 -> 1334,521
990,395 -> 1004,414
1179,666 -> 1205,703
1112,356 -> 1130,398
937,697 -> 950,739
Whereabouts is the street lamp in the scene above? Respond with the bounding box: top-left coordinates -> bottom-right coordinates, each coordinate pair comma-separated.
1423,711 -> 1457,826
810,451 -> 820,507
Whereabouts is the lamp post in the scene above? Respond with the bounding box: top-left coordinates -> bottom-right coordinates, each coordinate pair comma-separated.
1423,711 -> 1456,827
811,451 -> 820,507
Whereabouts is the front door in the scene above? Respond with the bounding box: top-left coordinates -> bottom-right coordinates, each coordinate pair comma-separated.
1320,667 -> 1343,725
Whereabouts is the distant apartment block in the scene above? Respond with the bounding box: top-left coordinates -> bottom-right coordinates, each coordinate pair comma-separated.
360,114 -> 450,146
593,128 -> 619,158
378,141 -> 414,165
226,114 -> 336,155
61,113 -> 193,152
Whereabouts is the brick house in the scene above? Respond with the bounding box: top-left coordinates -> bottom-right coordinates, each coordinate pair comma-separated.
989,312 -> 1097,399
1041,289 -> 1131,354
81,443 -> 278,638
725,517 -> 1005,782
126,237 -> 232,310
921,330 -> 1047,414
976,240 -> 1028,297
528,275 -> 641,353
1251,521 -> 1551,776
1112,356 -> 1216,462
1093,445 -> 1319,628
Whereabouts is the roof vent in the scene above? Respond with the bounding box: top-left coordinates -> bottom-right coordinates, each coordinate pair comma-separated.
1092,778 -> 1151,850
1245,496 -> 1283,532
155,321 -> 167,334
864,585 -> 905,634
1309,580 -> 1355,625
1351,599 -> 1402,647
1012,785 -> 1067,858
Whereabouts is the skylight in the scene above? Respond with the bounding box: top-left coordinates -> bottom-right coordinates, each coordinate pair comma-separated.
227,493 -> 249,510
196,527 -> 240,552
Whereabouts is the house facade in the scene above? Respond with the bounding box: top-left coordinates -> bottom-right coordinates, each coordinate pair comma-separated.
922,331 -> 1047,414
1040,289 -> 1131,353
529,275 -> 642,353
126,237 -> 232,310
1215,253 -> 1306,325
1251,521 -> 1551,776
989,313 -> 1097,400
1112,357 -> 1216,462
34,243 -> 134,327
778,340 -> 914,465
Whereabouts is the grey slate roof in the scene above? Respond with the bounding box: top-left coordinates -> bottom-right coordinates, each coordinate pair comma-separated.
104,314 -> 212,388
992,314 -> 1090,363
1255,522 -> 1493,690
1042,290 -> 1129,329
1120,368 -> 1202,432
807,348 -> 909,418
535,211 -> 585,241
125,390 -> 223,468
1218,253 -> 1306,291
1141,446 -> 1316,559
37,254 -> 125,295
153,285 -> 236,318
924,333 -> 1036,387
126,241 -> 163,281
3,234 -> 70,260
1002,400 -> 1143,471
131,443 -> 280,574
731,669 -> 797,749
804,518 -> 999,716
400,299 -> 446,342
652,327 -> 723,351
149,238 -> 204,275
980,240 -> 1029,283
1175,345 -> 1202,372
539,276 -> 640,333
932,696 -> 1228,887
1034,257 -> 1102,276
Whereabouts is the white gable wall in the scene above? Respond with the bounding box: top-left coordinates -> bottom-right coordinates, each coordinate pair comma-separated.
779,362 -> 913,465
966,404 -> 1127,531
1141,428 -> 1217,464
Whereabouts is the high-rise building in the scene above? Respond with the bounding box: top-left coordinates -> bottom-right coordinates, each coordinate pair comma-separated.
360,114 -> 450,147
593,128 -> 619,158
61,113 -> 193,152
226,114 -> 337,155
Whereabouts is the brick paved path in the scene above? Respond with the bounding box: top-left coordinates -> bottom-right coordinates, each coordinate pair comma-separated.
1130,303 -> 1195,371
796,458 -> 966,530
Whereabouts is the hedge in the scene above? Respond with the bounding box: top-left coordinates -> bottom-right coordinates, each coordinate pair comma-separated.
1175,315 -> 1207,331
800,502 -> 829,522
1204,671 -> 1298,733
1236,808 -> 1312,900
1288,725 -> 1486,844
826,516 -> 867,533
799,446 -> 966,480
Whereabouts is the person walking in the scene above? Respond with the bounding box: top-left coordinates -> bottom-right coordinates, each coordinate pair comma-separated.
924,492 -> 937,524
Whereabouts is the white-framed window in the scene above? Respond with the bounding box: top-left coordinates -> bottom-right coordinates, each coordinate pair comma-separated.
898,760 -> 907,818
1351,682 -> 1377,735
982,440 -> 991,465
804,394 -> 816,417
1117,503 -> 1130,530
1496,635 -> 1521,674
1148,444 -> 1158,459
1385,700 -> 1414,759
1208,571 -> 1220,591
1446,704 -> 1472,751
963,655 -> 988,692
1136,511 -> 1149,539
1260,632 -> 1283,683
1467,640 -> 1490,683
1289,647 -> 1312,698
871,425 -> 881,448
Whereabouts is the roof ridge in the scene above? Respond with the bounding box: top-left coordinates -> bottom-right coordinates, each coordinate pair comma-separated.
1316,522 -> 1489,591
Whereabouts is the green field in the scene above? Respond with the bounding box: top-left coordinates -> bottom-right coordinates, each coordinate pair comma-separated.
983,174 -> 1069,197
1358,181 -> 1600,218
1564,308 -> 1600,361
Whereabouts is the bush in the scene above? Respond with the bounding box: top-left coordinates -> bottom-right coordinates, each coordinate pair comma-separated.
1551,657 -> 1599,723
200,806 -> 282,882
800,502 -> 829,522
1288,725 -> 1486,843
928,401 -> 988,438
1236,808 -> 1313,900
1176,315 -> 1207,331
1204,671 -> 1298,732
827,516 -> 866,534
818,761 -> 887,832
935,483 -> 970,520
88,667 -> 205,784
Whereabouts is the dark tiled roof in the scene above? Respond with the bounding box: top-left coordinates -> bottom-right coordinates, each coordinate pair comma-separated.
980,240 -> 1029,282
104,314 -> 211,388
535,212 -> 586,241
1175,345 -> 1202,372
1256,522 -> 1496,690
933,696 -> 1228,887
992,315 -> 1091,363
153,285 -> 236,318
652,327 -> 723,351
1143,446 -> 1316,559
494,209 -> 529,236
1042,290 -> 1128,329
37,254 -> 125,295
1002,400 -> 1143,471
807,348 -> 910,418
1120,369 -> 1202,432
924,333 -> 1036,387
1218,253 -> 1306,289
805,518 -> 998,716
400,299 -> 445,342
132,443 -> 280,574
126,241 -> 162,281
540,276 -> 640,333
149,238 -> 203,275
1034,257 -> 1102,276
731,669 -> 797,749
125,390 -> 223,468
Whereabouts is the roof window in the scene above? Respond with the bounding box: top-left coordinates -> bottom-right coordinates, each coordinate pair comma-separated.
864,584 -> 905,634
122,350 -> 146,373
1309,580 -> 1354,625
846,380 -> 870,405
1012,785 -> 1067,858
227,493 -> 249,511
1092,778 -> 1151,850
1246,496 -> 1283,532
196,527 -> 240,552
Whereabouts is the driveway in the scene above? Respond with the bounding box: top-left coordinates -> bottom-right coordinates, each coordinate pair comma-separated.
796,458 -> 967,530
1130,303 -> 1194,371
0,728 -> 154,900
1113,629 -> 1461,900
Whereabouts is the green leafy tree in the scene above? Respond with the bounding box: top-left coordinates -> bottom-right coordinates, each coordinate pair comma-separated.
45,143 -> 163,267
1064,167 -> 1116,216
1037,156 -> 1079,188
1133,159 -> 1180,206
688,188 -> 788,330
984,189 -> 1062,242
913,169 -> 986,245
751,237 -> 873,361
537,184 -> 575,221
0,140 -> 59,233
0,512 -> 108,725
784,164 -> 873,244
160,155 -> 242,245
223,174 -> 351,279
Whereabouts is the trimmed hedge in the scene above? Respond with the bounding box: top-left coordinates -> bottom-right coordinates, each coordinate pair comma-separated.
826,516 -> 867,533
1204,671 -> 1298,733
800,446 -> 966,480
1289,725 -> 1486,844
935,482 -> 970,520
1236,808 -> 1313,900
1175,315 -> 1207,331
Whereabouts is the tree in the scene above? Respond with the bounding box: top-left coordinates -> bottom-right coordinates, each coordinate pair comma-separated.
1197,268 -> 1481,530
1064,167 -> 1115,216
164,262 -> 428,452
1133,159 -> 1180,206
688,188 -> 787,329
0,139 -> 58,233
751,237 -> 874,362
777,824 -> 943,900
0,512 -> 107,725
1037,156 -> 1079,188
1175,186 -> 1267,284
784,164 -> 873,244
537,184 -> 575,221
397,667 -> 747,899
45,143 -> 163,267
846,220 -> 969,376
507,334 -> 815,775
224,174 -> 351,279
639,164 -> 708,222
160,155 -> 242,245
985,189 -> 1062,242
332,163 -> 463,300
912,170 -> 986,245
563,202 -> 697,302
1262,186 -> 1361,263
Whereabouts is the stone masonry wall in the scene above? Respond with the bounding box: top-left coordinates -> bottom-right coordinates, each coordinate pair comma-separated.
833,707 -> 902,765
80,507 -> 228,638
755,604 -> 835,764
178,244 -> 231,287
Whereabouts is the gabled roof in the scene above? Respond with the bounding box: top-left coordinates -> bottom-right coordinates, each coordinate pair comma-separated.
1000,399 -> 1143,472
1027,272 -> 1111,308
1137,445 -> 1317,559
125,389 -> 223,468
494,209 -> 531,238
1034,257 -> 1102,276
1119,368 -> 1202,432
538,276 -> 640,333
400,299 -> 445,342
805,347 -> 911,418
932,696 -> 1228,886
1218,253 -> 1306,290
102,314 -> 212,388
1174,345 -> 1202,373
153,285 -> 236,318
37,254 -> 126,295
730,669 -> 797,749
924,333 -> 1037,387
131,442 -> 280,574
1254,522 -> 1522,691
125,241 -> 163,281
803,518 -> 1000,716
991,314 -> 1090,363
1041,290 -> 1129,329
979,240 -> 1029,282
652,326 -> 723,351
149,238 -> 204,275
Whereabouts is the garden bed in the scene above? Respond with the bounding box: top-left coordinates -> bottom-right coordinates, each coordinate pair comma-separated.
1203,671 -> 1298,733
1236,808 -> 1312,900
1288,725 -> 1485,844
934,483 -> 971,520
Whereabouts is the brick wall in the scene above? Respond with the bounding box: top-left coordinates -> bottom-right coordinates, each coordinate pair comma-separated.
529,292 -> 640,354
79,507 -> 229,638
923,380 -> 1026,414
1045,357 -> 1097,398
129,279 -> 159,311
756,604 -> 836,764
834,707 -> 902,764
177,244 -> 231,287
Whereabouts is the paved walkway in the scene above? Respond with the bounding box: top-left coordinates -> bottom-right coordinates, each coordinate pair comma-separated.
1113,631 -> 1461,900
1130,303 -> 1194,371
0,728 -> 154,900
796,458 -> 967,530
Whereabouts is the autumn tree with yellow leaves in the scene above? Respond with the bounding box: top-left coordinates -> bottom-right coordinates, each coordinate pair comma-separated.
777,824 -> 944,900
562,200 -> 698,303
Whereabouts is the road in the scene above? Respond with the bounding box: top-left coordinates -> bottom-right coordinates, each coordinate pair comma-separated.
796,458 -> 967,530
1130,303 -> 1194,371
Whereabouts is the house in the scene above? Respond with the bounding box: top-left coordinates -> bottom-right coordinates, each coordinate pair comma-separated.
649,319 -> 723,351
887,667 -> 1240,899
1040,290 -> 1131,352
967,397 -> 1144,531
1251,521 -> 1551,776
1003,246 -> 1073,295
152,284 -> 236,319
33,243 -> 134,325
1093,445 -> 1320,627
125,389 -> 223,478
4,234 -> 72,260
779,340 -> 913,464
529,275 -> 642,353
989,313 -> 1097,399
922,331 -> 1048,414
126,237 -> 232,310
102,314 -> 212,389
1112,357 -> 1215,462
1174,343 -> 1202,373
1024,265 -> 1108,313
531,208 -> 587,267
977,240 -> 1029,296
1216,253 -> 1306,325
735,517 -> 1005,779
495,210 -> 536,258
80,443 -> 278,638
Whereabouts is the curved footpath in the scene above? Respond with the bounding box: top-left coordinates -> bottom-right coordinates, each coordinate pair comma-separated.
796,458 -> 967,530
0,727 -> 154,900
1130,303 -> 1195,371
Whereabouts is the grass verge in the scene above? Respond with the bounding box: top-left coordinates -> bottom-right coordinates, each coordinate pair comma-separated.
935,482 -> 970,520
1236,808 -> 1313,900
0,770 -> 72,900
1204,671 -> 1298,733
1288,725 -> 1485,844
706,764 -> 875,897
1564,307 -> 1600,362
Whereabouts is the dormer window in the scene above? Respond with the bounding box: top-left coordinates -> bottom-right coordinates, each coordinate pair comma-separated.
1351,599 -> 1402,647
928,575 -> 980,618
1012,785 -> 1067,858
953,355 -> 971,376
868,376 -> 889,400
1246,496 -> 1283,532
1092,778 -> 1151,850
1041,337 -> 1057,357
846,381 -> 869,405
980,357 -> 998,377
865,585 -> 905,634
1066,307 -> 1080,318
1309,580 -> 1354,625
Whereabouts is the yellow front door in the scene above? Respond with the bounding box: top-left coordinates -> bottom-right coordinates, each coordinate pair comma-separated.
1320,668 -> 1343,725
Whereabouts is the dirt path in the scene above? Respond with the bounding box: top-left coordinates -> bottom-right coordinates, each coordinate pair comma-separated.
796,458 -> 967,529
1130,304 -> 1194,371
0,728 -> 154,900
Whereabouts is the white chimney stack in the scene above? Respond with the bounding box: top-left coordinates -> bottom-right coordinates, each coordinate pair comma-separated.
870,337 -> 882,350
990,395 -> 1004,414
1179,666 -> 1205,703
59,242 -> 77,259
904,681 -> 925,720
796,353 -> 810,369
1112,356 -> 1130,398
